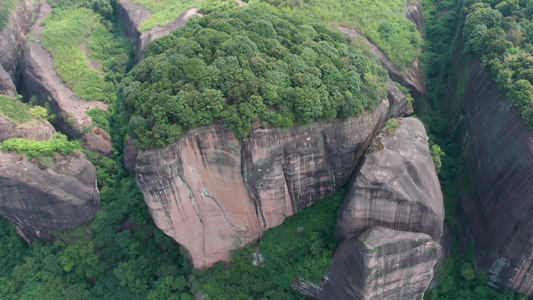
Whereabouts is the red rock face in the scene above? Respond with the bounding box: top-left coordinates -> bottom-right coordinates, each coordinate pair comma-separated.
131,100 -> 390,268
457,61 -> 533,296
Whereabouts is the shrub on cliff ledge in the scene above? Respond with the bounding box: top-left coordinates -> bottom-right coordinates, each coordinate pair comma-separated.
121,4 -> 388,149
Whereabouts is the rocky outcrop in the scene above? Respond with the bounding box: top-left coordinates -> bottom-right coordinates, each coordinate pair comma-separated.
0,151 -> 100,242
294,117 -> 444,299
457,60 -> 533,296
129,100 -> 389,268
316,227 -> 441,300
20,0 -> 111,154
335,117 -> 444,241
117,0 -> 201,62
339,26 -> 425,101
386,79 -> 411,118
0,0 -> 38,96
0,115 -> 55,142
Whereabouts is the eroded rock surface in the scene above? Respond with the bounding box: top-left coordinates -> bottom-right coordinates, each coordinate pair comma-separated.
117,0 -> 201,62
335,117 -> 444,241
457,60 -> 533,296
386,79 -> 411,118
0,152 -> 100,242
130,100 -> 389,268
20,0 -> 111,154
318,227 -> 441,300
0,0 -> 37,96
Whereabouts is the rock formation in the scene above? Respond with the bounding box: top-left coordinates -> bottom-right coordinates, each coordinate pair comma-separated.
335,117 -> 444,241
406,0 -> 424,37
293,117 -> 443,299
457,60 -> 533,296
20,0 -> 111,155
128,100 -> 390,268
0,114 -> 55,142
117,0 -> 201,62
0,0 -> 38,96
386,79 -> 411,118
0,151 -> 100,243
316,227 -> 440,300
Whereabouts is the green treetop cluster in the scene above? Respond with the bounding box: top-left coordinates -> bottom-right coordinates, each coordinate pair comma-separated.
462,0 -> 533,128
121,4 -> 388,150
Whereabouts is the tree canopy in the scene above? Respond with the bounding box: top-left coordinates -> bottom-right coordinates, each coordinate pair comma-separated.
121,4 -> 388,150
462,0 -> 533,128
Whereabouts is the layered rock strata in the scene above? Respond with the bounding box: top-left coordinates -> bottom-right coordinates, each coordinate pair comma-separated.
457,60 -> 533,296
322,227 -> 440,300
117,0 -> 201,62
20,0 -> 111,154
0,152 -> 100,242
129,100 -> 390,268
0,0 -> 38,96
335,117 -> 445,241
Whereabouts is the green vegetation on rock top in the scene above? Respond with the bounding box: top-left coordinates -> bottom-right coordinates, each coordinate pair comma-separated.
131,0 -> 204,32
462,0 -> 533,128
0,95 -> 32,125
263,0 -> 423,68
122,4 -> 388,150
0,133 -> 81,159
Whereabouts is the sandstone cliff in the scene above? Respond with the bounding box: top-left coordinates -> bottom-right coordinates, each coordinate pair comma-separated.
0,0 -> 37,96
20,0 -> 111,154
0,151 -> 100,242
457,60 -> 533,296
316,227 -> 440,300
335,117 -> 444,241
117,0 -> 201,62
128,100 -> 390,268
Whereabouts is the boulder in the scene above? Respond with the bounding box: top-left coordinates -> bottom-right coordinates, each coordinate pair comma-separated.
335,117 -> 444,241
318,227 -> 441,300
129,100 -> 389,268
0,151 -> 100,242
0,115 -> 55,142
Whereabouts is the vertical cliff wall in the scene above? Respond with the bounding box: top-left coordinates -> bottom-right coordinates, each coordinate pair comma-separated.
457,60 -> 533,296
130,100 -> 390,268
0,0 -> 37,96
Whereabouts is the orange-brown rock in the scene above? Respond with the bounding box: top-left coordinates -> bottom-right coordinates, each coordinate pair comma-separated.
129,100 -> 389,268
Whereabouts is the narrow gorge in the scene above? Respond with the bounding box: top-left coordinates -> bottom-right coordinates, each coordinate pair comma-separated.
0,0 -> 531,299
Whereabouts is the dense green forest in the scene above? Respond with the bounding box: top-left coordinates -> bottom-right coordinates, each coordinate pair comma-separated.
123,4 -> 387,149
0,0 -> 531,299
461,0 -> 533,127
